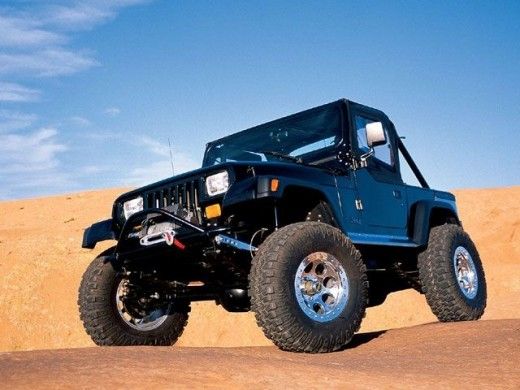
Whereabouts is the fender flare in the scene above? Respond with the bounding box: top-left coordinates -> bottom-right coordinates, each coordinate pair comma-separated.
411,200 -> 460,246
82,219 -> 116,249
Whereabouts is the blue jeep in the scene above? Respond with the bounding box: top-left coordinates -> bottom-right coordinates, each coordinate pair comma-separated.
79,99 -> 486,352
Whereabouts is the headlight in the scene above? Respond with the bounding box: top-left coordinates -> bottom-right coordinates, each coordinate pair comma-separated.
205,171 -> 229,196
123,197 -> 143,219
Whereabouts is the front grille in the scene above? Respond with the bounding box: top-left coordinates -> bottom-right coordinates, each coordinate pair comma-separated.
142,179 -> 203,224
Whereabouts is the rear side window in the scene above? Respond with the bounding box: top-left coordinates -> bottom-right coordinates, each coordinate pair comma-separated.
354,115 -> 394,168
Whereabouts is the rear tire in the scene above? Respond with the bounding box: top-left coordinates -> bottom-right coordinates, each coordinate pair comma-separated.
418,224 -> 486,321
250,222 -> 368,353
78,250 -> 189,346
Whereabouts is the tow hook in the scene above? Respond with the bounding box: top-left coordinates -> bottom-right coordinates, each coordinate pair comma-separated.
139,227 -> 185,250
163,231 -> 186,250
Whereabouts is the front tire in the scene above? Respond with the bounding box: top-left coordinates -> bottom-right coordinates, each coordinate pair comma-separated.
78,250 -> 189,346
418,224 -> 486,321
250,222 -> 368,353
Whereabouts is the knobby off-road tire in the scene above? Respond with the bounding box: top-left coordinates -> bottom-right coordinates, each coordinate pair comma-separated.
418,224 -> 486,321
78,250 -> 189,346
250,222 -> 368,353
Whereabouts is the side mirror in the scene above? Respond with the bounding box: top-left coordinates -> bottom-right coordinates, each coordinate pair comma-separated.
366,122 -> 386,148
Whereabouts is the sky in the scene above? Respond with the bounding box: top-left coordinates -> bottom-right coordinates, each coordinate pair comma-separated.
0,0 -> 519,200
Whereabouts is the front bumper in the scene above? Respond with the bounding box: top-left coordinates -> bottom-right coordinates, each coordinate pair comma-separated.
82,209 -> 256,255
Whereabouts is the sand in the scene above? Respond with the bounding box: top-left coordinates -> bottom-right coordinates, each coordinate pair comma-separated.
0,186 -> 519,353
1,320 -> 518,389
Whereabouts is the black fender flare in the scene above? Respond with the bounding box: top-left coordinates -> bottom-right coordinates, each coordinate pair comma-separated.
411,200 -> 460,246
82,219 -> 116,249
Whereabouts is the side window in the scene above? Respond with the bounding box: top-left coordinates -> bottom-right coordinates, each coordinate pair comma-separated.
398,150 -> 422,187
355,115 -> 394,168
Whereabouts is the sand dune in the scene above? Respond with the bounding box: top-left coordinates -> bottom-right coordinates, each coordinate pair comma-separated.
0,186 -> 519,352
1,320 -> 518,388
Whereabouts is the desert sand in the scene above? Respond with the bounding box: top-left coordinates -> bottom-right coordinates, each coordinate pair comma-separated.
0,186 -> 519,387
1,320 -> 518,389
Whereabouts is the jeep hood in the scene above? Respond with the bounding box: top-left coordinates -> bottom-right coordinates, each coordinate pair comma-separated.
115,160 -> 336,204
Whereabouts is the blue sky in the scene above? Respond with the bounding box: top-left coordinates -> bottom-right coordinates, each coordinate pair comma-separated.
0,0 -> 519,200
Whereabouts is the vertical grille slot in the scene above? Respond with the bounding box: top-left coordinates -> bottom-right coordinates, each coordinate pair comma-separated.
189,181 -> 195,211
139,178 -> 202,224
146,192 -> 154,209
174,186 -> 179,204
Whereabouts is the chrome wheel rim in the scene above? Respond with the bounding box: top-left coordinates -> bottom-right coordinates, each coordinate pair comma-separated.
453,246 -> 478,299
294,252 -> 349,323
115,279 -> 170,331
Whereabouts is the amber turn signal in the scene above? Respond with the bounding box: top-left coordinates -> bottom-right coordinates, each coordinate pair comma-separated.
205,203 -> 222,219
270,178 -> 280,192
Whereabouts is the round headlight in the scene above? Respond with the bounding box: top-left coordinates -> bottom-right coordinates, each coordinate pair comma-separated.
206,171 -> 229,196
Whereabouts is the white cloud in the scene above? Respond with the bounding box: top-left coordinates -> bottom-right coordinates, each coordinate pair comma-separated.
0,48 -> 98,77
0,110 -> 38,132
0,127 -> 67,174
0,7 -> 94,78
122,158 -> 199,187
0,82 -> 41,102
0,1 -> 149,79
45,4 -> 113,30
104,107 -> 121,116
45,1 -> 151,30
0,14 -> 65,48
139,136 -> 170,157
0,126 -> 74,199
0,1 -> 151,199
122,135 -> 199,186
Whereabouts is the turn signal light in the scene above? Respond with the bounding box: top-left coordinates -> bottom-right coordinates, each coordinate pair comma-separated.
205,203 -> 222,219
270,178 -> 280,192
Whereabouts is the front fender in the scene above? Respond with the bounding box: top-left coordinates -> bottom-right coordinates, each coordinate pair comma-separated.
82,219 -> 116,249
411,199 -> 459,246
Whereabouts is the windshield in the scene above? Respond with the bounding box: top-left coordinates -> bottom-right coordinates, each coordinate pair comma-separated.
202,104 -> 342,166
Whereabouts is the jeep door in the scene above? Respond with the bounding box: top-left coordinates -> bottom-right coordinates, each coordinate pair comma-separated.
349,105 -> 409,238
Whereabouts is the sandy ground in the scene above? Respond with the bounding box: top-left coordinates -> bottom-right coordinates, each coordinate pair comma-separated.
0,186 -> 519,353
1,319 -> 518,389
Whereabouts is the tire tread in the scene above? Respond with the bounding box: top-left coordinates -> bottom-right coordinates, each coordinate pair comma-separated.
78,253 -> 189,346
249,222 -> 368,353
418,224 -> 486,322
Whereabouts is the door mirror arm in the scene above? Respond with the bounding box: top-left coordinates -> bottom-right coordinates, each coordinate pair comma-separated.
359,147 -> 375,167
337,148 -> 373,170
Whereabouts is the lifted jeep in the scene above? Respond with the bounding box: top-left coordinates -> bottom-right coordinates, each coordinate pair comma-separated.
79,99 -> 486,353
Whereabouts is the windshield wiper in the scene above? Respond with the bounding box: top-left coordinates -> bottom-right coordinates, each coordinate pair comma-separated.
260,150 -> 342,175
261,150 -> 303,164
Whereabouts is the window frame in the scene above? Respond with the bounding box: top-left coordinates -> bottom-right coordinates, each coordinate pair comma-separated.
202,101 -> 346,167
348,104 -> 403,184
354,115 -> 395,169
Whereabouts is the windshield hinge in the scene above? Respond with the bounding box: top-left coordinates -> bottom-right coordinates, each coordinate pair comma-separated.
337,150 -> 360,170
